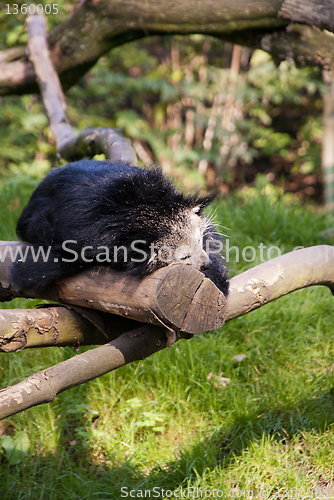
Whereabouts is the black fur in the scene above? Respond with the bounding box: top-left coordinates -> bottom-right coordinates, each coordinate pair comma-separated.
11,161 -> 229,295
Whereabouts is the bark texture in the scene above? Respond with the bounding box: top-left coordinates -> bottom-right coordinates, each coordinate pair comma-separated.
0,305 -> 140,352
0,242 -> 227,335
1,245 -> 334,419
0,325 -> 168,419
279,0 -> 334,32
1,0 -> 334,95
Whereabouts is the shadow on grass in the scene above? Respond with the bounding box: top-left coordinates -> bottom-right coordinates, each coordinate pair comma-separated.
2,384 -> 333,499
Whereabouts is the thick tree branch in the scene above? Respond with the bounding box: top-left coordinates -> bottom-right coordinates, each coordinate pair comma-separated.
322,70 -> 334,209
260,24 -> 334,72
0,242 -> 227,335
0,244 -> 333,419
0,324 -> 168,420
0,305 -> 140,352
225,245 -> 334,320
2,245 -> 333,329
26,12 -> 137,164
26,13 -> 75,154
1,0 -> 334,96
59,126 -> 138,164
0,245 -> 333,352
279,0 -> 334,32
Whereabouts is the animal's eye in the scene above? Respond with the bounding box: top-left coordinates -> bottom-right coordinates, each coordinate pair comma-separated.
180,255 -> 191,261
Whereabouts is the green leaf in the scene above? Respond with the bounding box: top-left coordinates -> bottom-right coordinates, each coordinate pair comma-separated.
1,432 -> 30,465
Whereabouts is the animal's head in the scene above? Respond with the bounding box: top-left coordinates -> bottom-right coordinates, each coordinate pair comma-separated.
107,167 -> 219,275
146,204 -> 208,271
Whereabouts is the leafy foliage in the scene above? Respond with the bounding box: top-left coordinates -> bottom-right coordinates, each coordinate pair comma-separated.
0,0 -> 74,48
65,40 -> 323,192
0,431 -> 30,465
0,8 -> 324,195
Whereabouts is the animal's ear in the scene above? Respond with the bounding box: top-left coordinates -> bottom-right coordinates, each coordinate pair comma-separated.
193,194 -> 216,213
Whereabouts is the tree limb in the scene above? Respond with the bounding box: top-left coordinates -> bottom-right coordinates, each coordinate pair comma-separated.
0,242 -> 227,335
26,12 -> 137,164
59,126 -> 138,165
1,0 -> 334,96
26,13 -> 75,154
0,244 -> 333,419
259,24 -> 334,73
2,244 -> 333,329
0,305 -> 140,352
0,245 -> 333,352
0,324 -> 168,420
225,245 -> 334,320
279,0 -> 334,32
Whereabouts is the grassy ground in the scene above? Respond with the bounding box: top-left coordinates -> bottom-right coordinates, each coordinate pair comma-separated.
0,174 -> 334,499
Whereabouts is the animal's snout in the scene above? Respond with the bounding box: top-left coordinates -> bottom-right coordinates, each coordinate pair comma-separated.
200,256 -> 212,271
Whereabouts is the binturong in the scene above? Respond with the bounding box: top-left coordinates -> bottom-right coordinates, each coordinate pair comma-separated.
11,161 -> 229,295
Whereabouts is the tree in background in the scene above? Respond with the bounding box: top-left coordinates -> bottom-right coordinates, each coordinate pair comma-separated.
0,0 -> 333,203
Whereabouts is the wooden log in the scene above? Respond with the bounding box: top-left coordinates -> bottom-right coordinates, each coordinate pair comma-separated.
26,13 -> 137,164
51,265 -> 227,334
0,305 -> 140,352
225,245 -> 334,321
279,0 -> 334,32
0,324 -> 168,420
0,242 -> 227,335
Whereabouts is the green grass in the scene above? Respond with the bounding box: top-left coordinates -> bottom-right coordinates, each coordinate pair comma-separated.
0,174 -> 334,498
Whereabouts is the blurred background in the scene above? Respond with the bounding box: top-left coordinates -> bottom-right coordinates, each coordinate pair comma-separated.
0,1 -> 325,202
